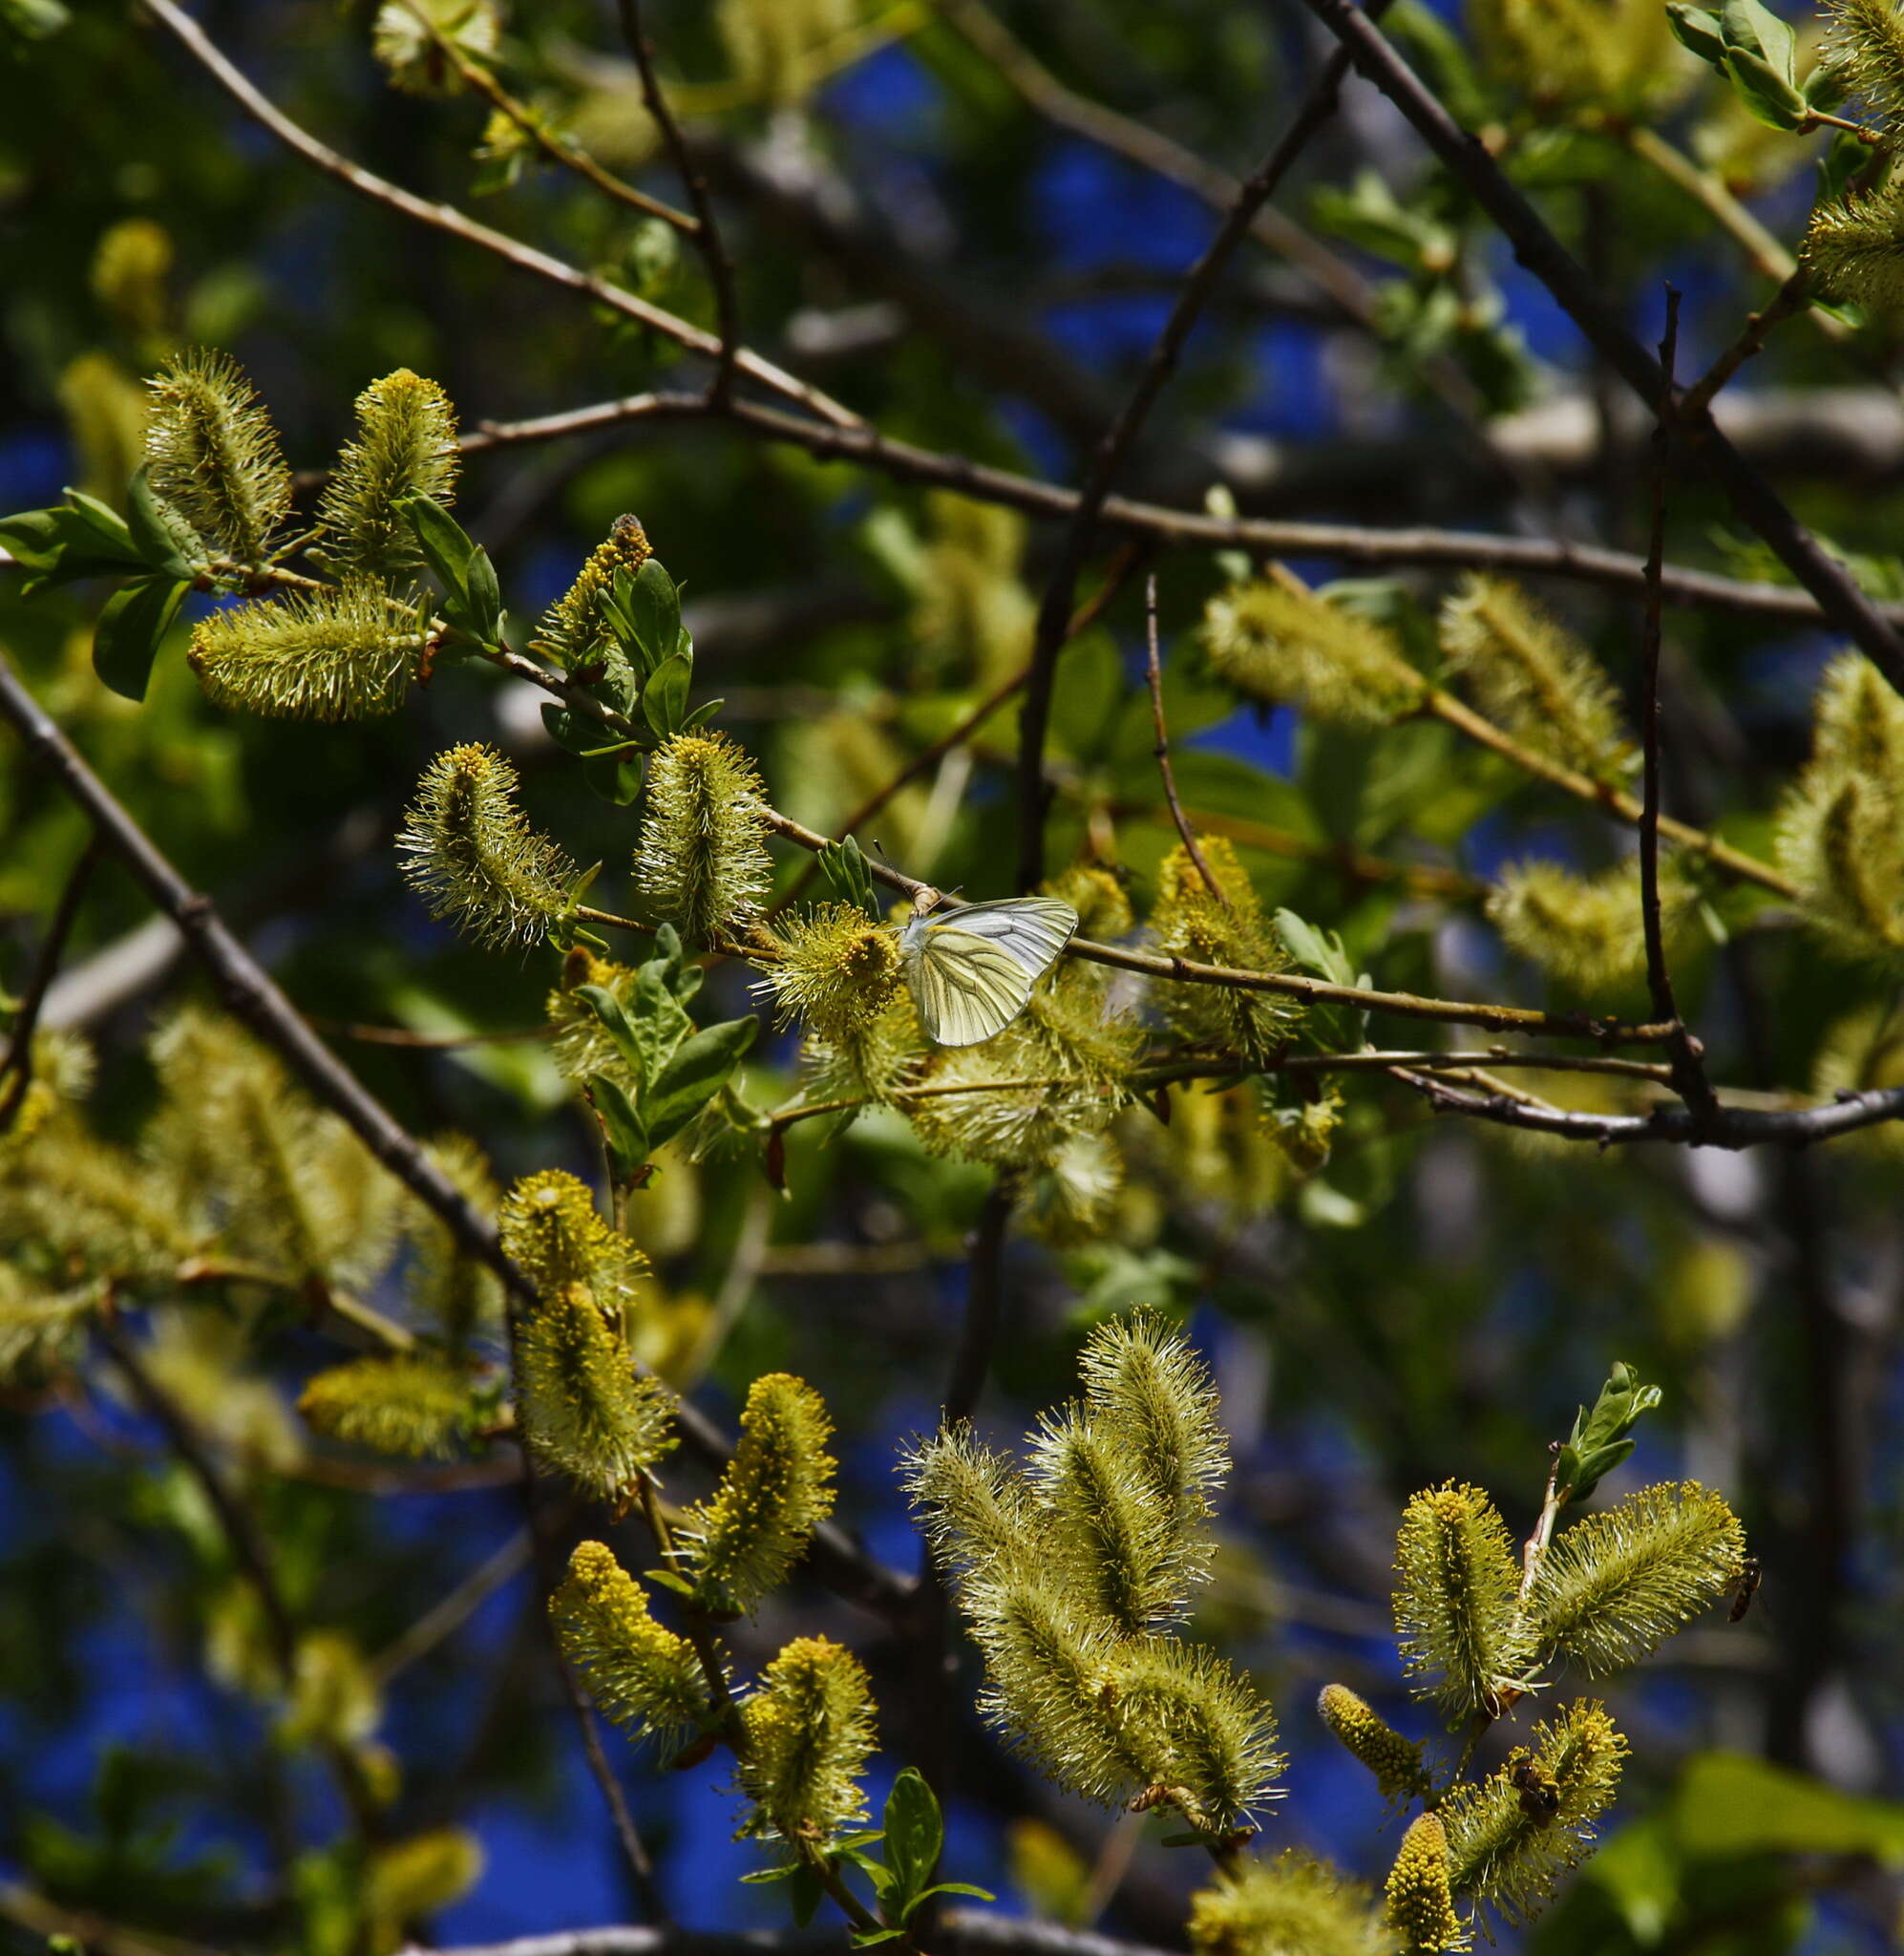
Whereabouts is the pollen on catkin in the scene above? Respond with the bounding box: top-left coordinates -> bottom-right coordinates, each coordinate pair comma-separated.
734,1636 -> 877,1846
1393,1482 -> 1534,1722
753,903 -> 902,1042
1820,0 -> 1904,122
635,734 -> 773,946
1189,1851 -> 1395,1956
1386,1814 -> 1466,1955
144,348 -> 291,567
1318,1684 -> 1432,1803
675,1372 -> 836,1617
1439,577 -> 1629,780
399,744 -> 580,949
1150,838 -> 1301,1064
316,370 -> 460,579
550,1541 -> 708,1751
189,577 -> 421,721
1440,1703 -> 1626,1926
1525,1481 -> 1745,1674
531,515 -> 653,669
298,1352 -> 474,1460
1805,188 -> 1904,320
1202,578 -> 1424,729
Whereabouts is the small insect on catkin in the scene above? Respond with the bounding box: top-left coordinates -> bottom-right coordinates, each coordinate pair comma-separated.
634,733 -> 773,946
317,369 -> 460,580
399,744 -> 580,949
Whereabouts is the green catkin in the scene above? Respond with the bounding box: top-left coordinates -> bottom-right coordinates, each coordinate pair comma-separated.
676,1372 -> 837,1616
144,348 -> 291,566
902,1424 -> 1039,1594
1386,1814 -> 1465,1955
1150,838 -> 1301,1064
1487,857 -> 1697,989
1804,190 -> 1904,320
0,1269 -> 101,1385
399,744 -> 580,949
1820,0 -> 1904,119
735,1636 -> 878,1845
298,1353 -> 474,1460
189,577 -> 421,721
1202,578 -> 1424,729
1106,1638 -> 1285,1831
1189,1851 -> 1396,1956
1393,1482 -> 1534,1721
530,515 -> 653,669
635,733 -> 774,946
1031,1408 -> 1182,1632
1318,1684 -> 1432,1803
754,902 -> 903,1042
550,1541 -> 708,1750
371,0 -> 500,93
1440,1703 -> 1626,1926
1525,1480 -> 1745,1673
1438,577 -> 1629,779
316,370 -> 460,579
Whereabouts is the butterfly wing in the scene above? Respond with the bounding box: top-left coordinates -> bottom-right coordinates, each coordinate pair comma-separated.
903,899 -> 1079,1047
936,898 -> 1079,979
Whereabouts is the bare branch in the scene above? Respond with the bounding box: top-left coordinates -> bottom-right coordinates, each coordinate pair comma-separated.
1141,575 -> 1224,901
0,832 -> 102,1132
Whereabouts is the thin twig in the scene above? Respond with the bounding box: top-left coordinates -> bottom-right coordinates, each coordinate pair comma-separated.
1294,0 -> 1904,692
0,831 -> 103,1131
1680,266 -> 1816,424
369,1526 -> 534,1685
1142,574 -> 1223,901
1638,291 -> 1718,1125
396,0 -> 695,230
461,389 -> 1904,630
1016,15 -> 1382,887
136,0 -> 860,431
615,0 -> 741,403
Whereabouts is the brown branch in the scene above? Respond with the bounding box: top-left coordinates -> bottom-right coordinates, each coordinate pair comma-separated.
397,1916 -> 1187,1956
1638,292 -> 1718,1125
615,0 -> 740,404
1142,574 -> 1223,901
461,389 -> 1904,631
1680,266 -> 1817,424
0,648 -> 916,1627
135,0 -> 859,431
1293,0 -> 1904,693
1016,14 -> 1382,887
0,831 -> 103,1132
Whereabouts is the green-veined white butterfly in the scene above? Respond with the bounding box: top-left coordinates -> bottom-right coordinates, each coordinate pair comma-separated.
898,892 -> 1079,1048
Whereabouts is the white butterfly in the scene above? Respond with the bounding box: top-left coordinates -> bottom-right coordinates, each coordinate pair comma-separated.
898,892 -> 1080,1048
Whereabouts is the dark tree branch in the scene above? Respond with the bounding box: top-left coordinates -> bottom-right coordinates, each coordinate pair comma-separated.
1016,12 -> 1385,887
1637,290 -> 1717,1125
0,832 -> 102,1132
614,0 -> 739,405
1292,0 -> 1904,691
942,1178 -> 1015,1424
1142,575 -> 1224,902
463,391 -> 1904,630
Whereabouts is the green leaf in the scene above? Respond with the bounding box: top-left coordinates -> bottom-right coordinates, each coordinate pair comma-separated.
631,556 -> 682,666
1555,1361 -> 1663,1502
644,1016 -> 758,1150
1,500 -> 145,589
125,466 -> 205,582
682,698 -> 725,732
463,543 -> 502,645
840,1849 -> 898,1898
94,576 -> 187,702
1819,130 -> 1866,204
818,837 -> 881,920
1720,0 -> 1794,78
789,1860 -> 826,1929
739,1865 -> 799,1885
1,0 -> 73,37
582,752 -> 644,805
399,493 -> 476,607
881,1768 -> 943,1906
901,1882 -> 995,1921
850,1932 -> 904,1946
1673,1753 -> 1904,1860
642,651 -> 692,742
1664,0 -> 1725,64
585,1074 -> 649,1182
1723,44 -> 1808,128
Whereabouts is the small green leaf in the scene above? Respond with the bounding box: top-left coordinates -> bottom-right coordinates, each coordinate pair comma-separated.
644,1015 -> 758,1150
463,544 -> 503,644
1721,0 -> 1794,78
789,1860 -> 826,1929
631,556 -> 682,666
882,1768 -> 943,1904
399,492 -> 476,606
739,1865 -> 799,1885
582,752 -> 645,805
585,1074 -> 649,1183
1818,130 -> 1867,203
1664,2 -> 1726,64
682,697 -> 725,732
1723,45 -> 1808,128
642,650 -> 692,742
94,576 -> 187,701
840,1850 -> 898,1898
819,836 -> 881,920
850,1932 -> 904,1947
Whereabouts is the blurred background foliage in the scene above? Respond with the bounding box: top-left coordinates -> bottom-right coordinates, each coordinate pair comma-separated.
2,0 -> 1903,1953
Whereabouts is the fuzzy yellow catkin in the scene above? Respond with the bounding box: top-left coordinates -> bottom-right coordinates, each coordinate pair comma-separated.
399,744 -> 579,948
550,1540 -> 708,1750
754,903 -> 902,1042
1150,837 -> 1300,1064
1487,857 -> 1696,990
1202,579 -> 1423,729
1318,1683 -> 1432,1802
1803,191 -> 1904,320
144,348 -> 290,567
298,1352 -> 473,1460
317,369 -> 460,579
531,515 -> 653,669
1820,0 -> 1904,120
635,733 -> 774,946
1189,1850 -> 1392,1956
190,577 -> 420,721
735,1635 -> 878,1844
1393,1482 -> 1533,1720
1386,1814 -> 1465,1955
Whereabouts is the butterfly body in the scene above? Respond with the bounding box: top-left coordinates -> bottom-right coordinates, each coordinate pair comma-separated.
898,896 -> 1079,1047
